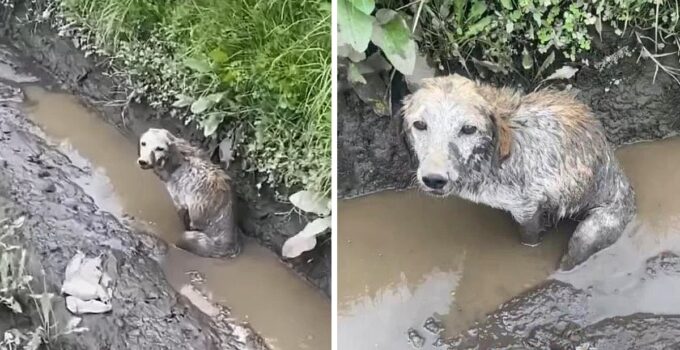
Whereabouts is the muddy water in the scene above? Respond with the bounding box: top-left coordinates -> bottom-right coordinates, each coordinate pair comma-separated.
339,137 -> 680,349
21,86 -> 330,350
554,137 -> 680,320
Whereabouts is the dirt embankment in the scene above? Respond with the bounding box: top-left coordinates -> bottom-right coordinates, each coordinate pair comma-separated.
0,94 -> 267,349
0,0 -> 330,297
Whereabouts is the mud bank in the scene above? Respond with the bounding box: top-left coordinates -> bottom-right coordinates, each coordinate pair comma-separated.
338,32 -> 680,199
0,1 -> 330,296
0,89 -> 266,349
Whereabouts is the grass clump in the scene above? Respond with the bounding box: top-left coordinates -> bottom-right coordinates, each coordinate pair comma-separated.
33,0 -> 331,195
0,217 -> 88,350
0,217 -> 43,350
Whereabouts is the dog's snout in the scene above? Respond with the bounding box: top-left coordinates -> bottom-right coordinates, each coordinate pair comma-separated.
422,175 -> 448,189
137,159 -> 148,167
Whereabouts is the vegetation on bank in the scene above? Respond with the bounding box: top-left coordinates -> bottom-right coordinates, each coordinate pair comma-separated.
0,217 -> 86,350
340,0 -> 680,98
7,0 -> 331,196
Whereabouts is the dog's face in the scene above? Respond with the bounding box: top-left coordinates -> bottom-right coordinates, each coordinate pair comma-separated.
403,75 -> 501,196
137,128 -> 174,170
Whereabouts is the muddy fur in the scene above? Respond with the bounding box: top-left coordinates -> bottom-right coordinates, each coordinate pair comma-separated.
402,75 -> 636,270
137,128 -> 241,258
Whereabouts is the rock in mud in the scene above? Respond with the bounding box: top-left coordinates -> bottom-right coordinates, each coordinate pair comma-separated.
0,83 -> 22,103
423,316 -> 444,335
645,251 -> 680,276
407,328 -> 426,348
0,96 -> 266,349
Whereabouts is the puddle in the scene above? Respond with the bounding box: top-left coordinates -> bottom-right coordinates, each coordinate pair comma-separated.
338,137 -> 680,349
21,85 -> 330,350
338,191 -> 570,348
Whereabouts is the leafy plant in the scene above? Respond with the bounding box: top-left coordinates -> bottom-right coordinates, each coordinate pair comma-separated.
281,190 -> 331,258
0,217 -> 88,350
339,0 -> 420,76
8,0 -> 332,195
341,0 -> 680,89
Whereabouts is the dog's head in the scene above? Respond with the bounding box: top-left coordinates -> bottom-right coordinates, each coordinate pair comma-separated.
402,75 -> 514,196
137,128 -> 175,170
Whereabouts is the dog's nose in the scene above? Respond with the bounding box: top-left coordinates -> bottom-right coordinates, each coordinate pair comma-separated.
422,175 -> 448,189
137,159 -> 148,167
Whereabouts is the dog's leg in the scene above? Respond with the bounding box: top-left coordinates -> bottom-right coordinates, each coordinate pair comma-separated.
560,203 -> 634,271
513,205 -> 548,247
178,207 -> 191,230
176,231 -> 241,259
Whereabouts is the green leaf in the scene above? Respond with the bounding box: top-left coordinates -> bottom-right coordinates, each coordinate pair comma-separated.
190,96 -> 216,114
208,48 -> 229,64
374,8 -> 398,25
522,47 -> 533,70
370,10 -> 417,75
201,113 -> 226,137
205,92 -> 225,103
468,1 -> 487,22
501,0 -> 513,10
184,58 -> 212,73
453,0 -> 466,25
348,63 -> 367,84
535,51 -> 555,79
172,94 -> 194,108
348,0 -> 374,15
281,217 -> 332,258
465,16 -> 492,37
338,0 -> 374,52
338,44 -> 367,62
290,190 -> 331,215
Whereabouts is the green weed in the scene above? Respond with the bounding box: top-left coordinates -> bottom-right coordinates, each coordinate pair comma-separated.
346,0 -> 679,82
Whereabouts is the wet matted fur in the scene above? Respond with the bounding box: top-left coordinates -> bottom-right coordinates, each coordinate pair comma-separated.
402,75 -> 636,270
137,128 -> 241,258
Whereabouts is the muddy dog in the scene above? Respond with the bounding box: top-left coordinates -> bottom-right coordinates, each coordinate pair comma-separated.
137,128 -> 241,258
402,75 -> 636,270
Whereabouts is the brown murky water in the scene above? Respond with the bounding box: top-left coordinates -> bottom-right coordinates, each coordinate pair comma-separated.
22,86 -> 330,350
339,137 -> 680,349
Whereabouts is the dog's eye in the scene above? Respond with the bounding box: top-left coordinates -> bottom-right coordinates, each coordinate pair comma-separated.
155,146 -> 165,152
461,125 -> 477,135
141,142 -> 146,147
413,121 -> 427,131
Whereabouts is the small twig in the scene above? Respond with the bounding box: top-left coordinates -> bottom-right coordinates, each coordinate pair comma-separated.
411,0 -> 426,34
396,0 -> 421,12
635,32 -> 680,86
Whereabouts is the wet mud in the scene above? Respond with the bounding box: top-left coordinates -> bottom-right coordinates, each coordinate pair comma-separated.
13,84 -> 330,350
339,137 -> 680,349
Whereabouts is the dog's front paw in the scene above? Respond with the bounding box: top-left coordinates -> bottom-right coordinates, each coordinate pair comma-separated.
519,229 -> 543,247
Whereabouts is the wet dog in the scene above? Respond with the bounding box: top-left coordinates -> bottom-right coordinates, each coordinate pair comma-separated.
402,75 -> 636,270
137,128 -> 241,258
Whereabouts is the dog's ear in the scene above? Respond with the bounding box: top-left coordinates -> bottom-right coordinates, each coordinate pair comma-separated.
486,109 -> 512,161
477,105 -> 511,161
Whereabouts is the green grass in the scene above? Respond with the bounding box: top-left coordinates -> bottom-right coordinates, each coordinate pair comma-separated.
378,0 -> 680,79
52,0 -> 331,195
